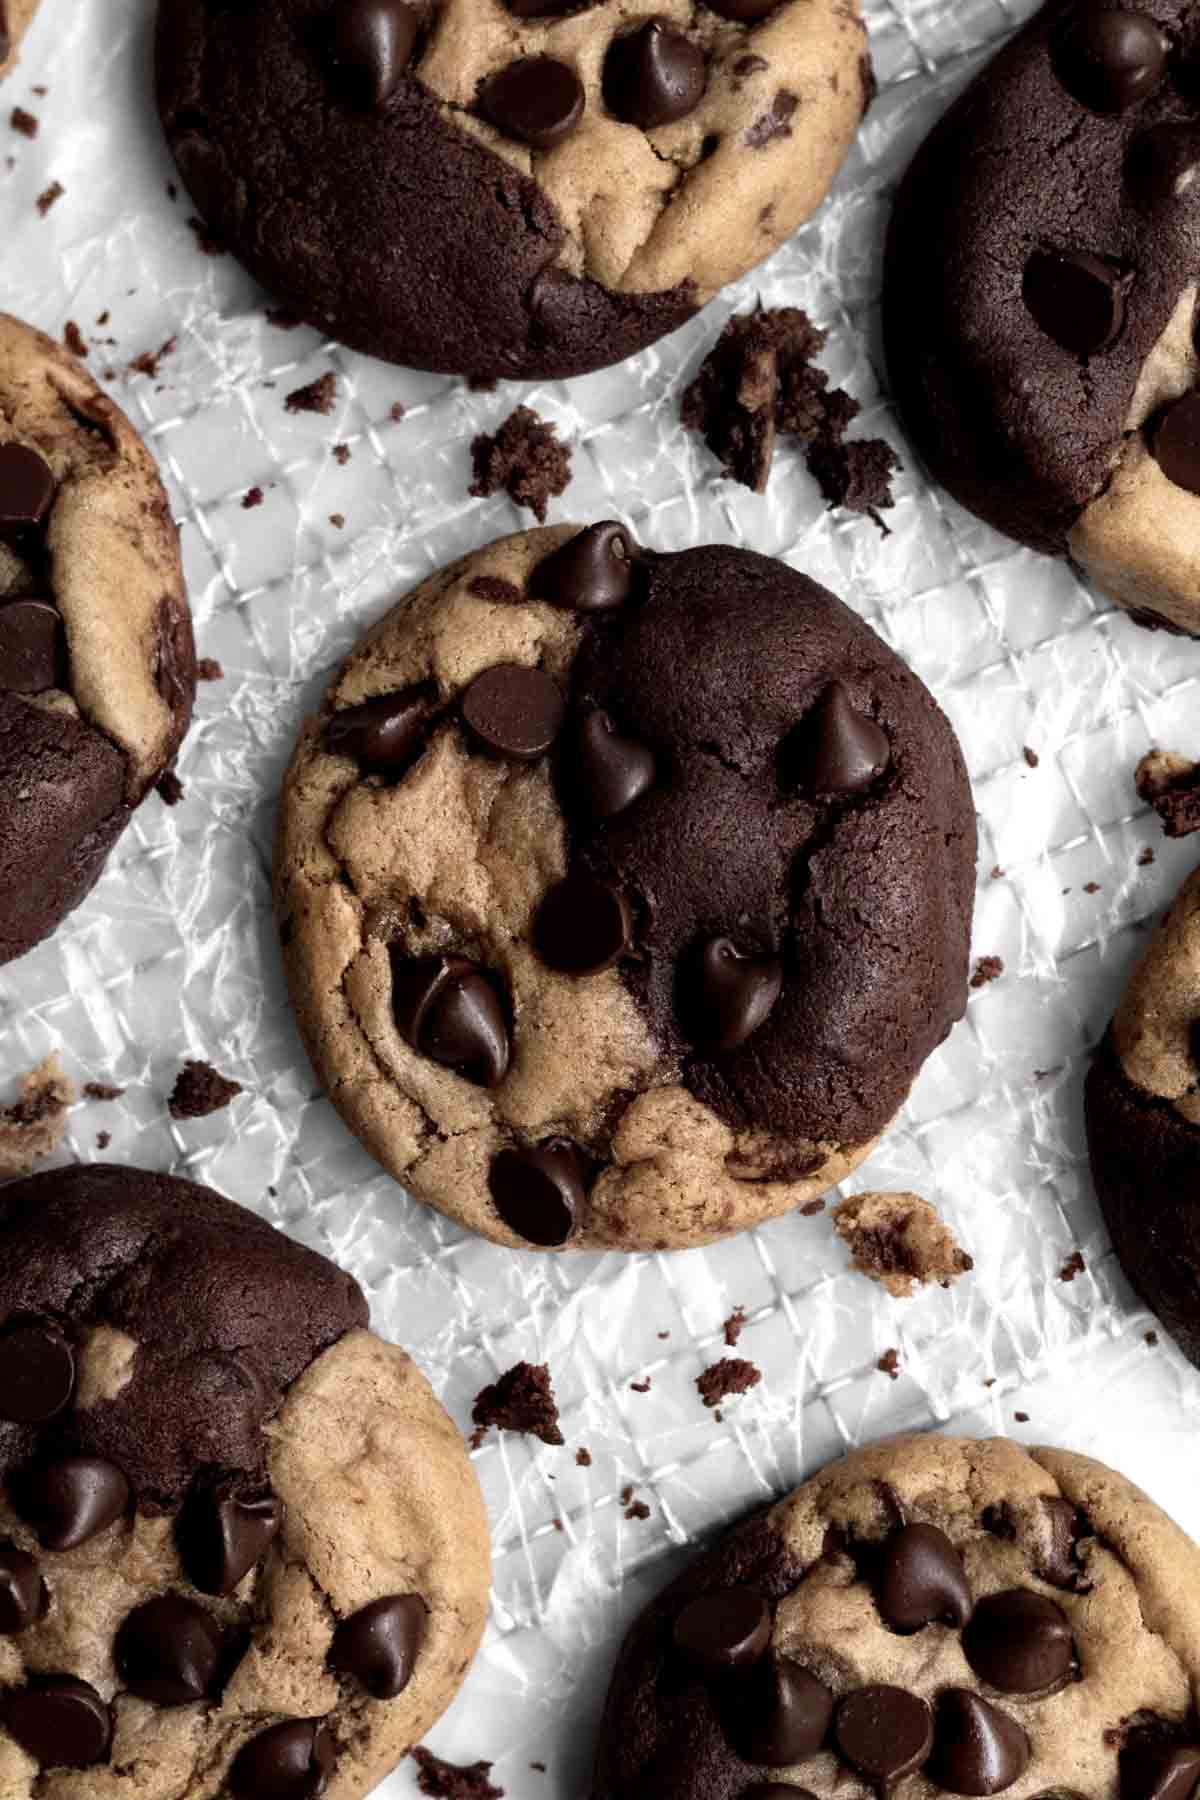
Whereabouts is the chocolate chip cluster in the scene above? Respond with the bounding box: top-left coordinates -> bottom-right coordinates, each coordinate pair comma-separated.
0,441 -> 68,697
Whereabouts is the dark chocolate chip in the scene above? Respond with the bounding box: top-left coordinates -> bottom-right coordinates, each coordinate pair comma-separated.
834,1685 -> 934,1787
177,1488 -> 284,1596
0,1319 -> 75,1421
875,1522 -> 972,1634
391,952 -> 511,1087
0,442 -> 55,535
461,663 -> 565,761
602,20 -> 706,129
1125,123 -> 1200,209
480,57 -> 585,150
1152,392 -> 1200,497
0,600 -> 64,695
787,681 -> 890,797
16,1456 -> 129,1550
1120,1742 -> 1200,1800
962,1589 -> 1075,1694
3,1677 -> 111,1768
704,0 -> 779,17
1037,1495 -> 1087,1590
571,708 -> 656,819
329,0 -> 419,109
737,1655 -> 834,1764
229,1719 -> 336,1800
1022,250 -> 1125,357
326,684 -> 436,772
529,521 -> 637,612
1053,9 -> 1168,114
673,1585 -> 771,1675
329,1593 -> 427,1698
930,1689 -> 1030,1796
534,872 -> 631,974
489,1139 -> 585,1245
116,1594 -> 225,1705
687,936 -> 782,1050
0,1544 -> 46,1634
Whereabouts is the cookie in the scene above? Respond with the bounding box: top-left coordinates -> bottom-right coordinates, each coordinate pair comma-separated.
0,1164 -> 490,1799
275,523 -> 976,1253
0,313 -> 195,966
0,2 -> 41,81
1086,863 -> 1200,1364
884,0 -> 1200,636
593,1432 -> 1200,1800
156,0 -> 871,382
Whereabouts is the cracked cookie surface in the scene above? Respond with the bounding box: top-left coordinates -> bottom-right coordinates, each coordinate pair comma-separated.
0,1164 -> 490,1800
275,523 -> 975,1252
156,0 -> 869,380
592,1432 -> 1200,1800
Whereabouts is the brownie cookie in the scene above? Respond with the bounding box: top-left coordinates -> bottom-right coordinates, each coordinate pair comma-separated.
884,0 -> 1200,635
0,1164 -> 490,1799
0,2 -> 41,81
156,0 -> 870,382
275,524 -> 976,1252
593,1432 -> 1200,1800
0,313 -> 194,966
1086,863 -> 1200,1364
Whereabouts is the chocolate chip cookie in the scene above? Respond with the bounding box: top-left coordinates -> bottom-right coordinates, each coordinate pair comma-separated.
275,523 -> 976,1252
1086,862 -> 1200,1365
885,1 -> 1200,635
0,313 -> 195,966
0,1164 -> 490,1798
156,0 -> 871,382
593,1432 -> 1200,1800
0,2 -> 42,81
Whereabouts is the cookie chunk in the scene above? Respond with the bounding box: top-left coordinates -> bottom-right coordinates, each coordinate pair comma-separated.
884,1 -> 1200,635
275,523 -> 976,1252
0,2 -> 41,81
1086,863 -> 1200,1364
156,0 -> 870,382
0,1164 -> 489,1799
593,1433 -> 1200,1800
0,313 -> 195,965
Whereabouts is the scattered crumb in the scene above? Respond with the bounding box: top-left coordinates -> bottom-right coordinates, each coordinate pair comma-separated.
285,371 -> 338,416
1014,1411 -> 1030,1423
657,1330 -> 670,1340
329,512 -> 346,530
11,106 -> 37,137
696,1357 -> 761,1410
156,771 -> 184,806
167,1059 -> 242,1121
242,486 -> 265,510
95,1131 -> 111,1151
471,1361 -> 563,1448
1083,881 -> 1101,895
530,1764 -> 547,1775
1138,846 -> 1156,867
265,306 -> 301,330
83,1082 -> 124,1102
971,955 -> 1004,989
186,214 -> 224,255
1135,749 -> 1200,838
1145,1330 -> 1159,1346
877,1347 -> 901,1380
96,310 -> 110,326
991,865 -> 1004,880
723,1306 -> 747,1347
984,1377 -> 996,1388
621,1485 -> 651,1521
575,1446 -> 592,1467
469,405 -> 571,522
1023,746 -> 1040,769
630,1377 -> 651,1393
0,1054 -> 74,1177
128,336 -> 177,381
332,442 -> 351,465
63,320 -> 87,358
197,657 -> 224,682
1059,1250 -> 1086,1283
36,179 -> 64,216
411,1749 -> 504,1800
390,401 -> 407,423
833,1191 -> 973,1299
808,436 -> 900,530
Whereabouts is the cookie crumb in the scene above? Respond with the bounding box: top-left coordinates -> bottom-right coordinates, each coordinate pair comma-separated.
36,180 -> 64,216
630,1377 -> 651,1393
0,1054 -> 74,1177
156,770 -> 184,806
129,337 -> 177,381
1059,1250 -> 1086,1282
991,864 -> 1004,879
390,400 -> 407,422
531,1764 -> 547,1774
186,214 -> 225,255
877,1347 -> 901,1380
332,442 -> 351,465
469,405 -> 571,522
197,657 -> 224,682
95,1131 -> 111,1151
411,1749 -> 504,1800
242,486 -> 265,510
622,1486 -> 651,1521
1145,1329 -> 1159,1346
575,1446 -> 592,1467
696,1357 -> 761,1410
1138,846 -> 1156,867
471,1361 -> 563,1448
83,1082 -> 124,1102
329,512 -> 345,530
1014,1411 -> 1030,1423
63,321 -> 87,358
1135,749 -> 1200,838
1023,746 -> 1040,769
971,955 -> 1004,989
722,1305 -> 747,1347
167,1059 -> 242,1121
285,371 -> 338,415
833,1191 -> 973,1299
808,436 -> 900,529
11,106 -> 37,138
1083,881 -> 1101,895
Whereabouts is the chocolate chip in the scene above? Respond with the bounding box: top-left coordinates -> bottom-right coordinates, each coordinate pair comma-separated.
116,1594 -> 225,1705
0,1319 -> 75,1421
962,1589 -> 1075,1693
703,0 -> 779,17
391,952 -> 510,1087
1053,9 -> 1168,114
329,0 -> 419,109
529,521 -> 637,612
177,1487 -> 284,1595
1022,249 -> 1125,356
16,1456 -> 129,1550
229,1719 -> 336,1800
686,936 -> 782,1050
834,1685 -> 933,1788
571,708 -> 656,819
1152,392 -> 1200,497
480,57 -> 585,150
0,600 -> 64,695
489,1139 -> 585,1245
461,663 -> 565,761
737,1655 -> 833,1764
1125,123 -> 1200,208
534,872 -> 632,974
0,441 -> 55,535
787,681 -> 890,797
330,1593 -> 427,1698
674,1585 -> 771,1675
602,20 -> 706,129
1037,1495 -> 1087,1590
326,684 -> 436,771
875,1522 -> 972,1634
0,1544 -> 46,1634
3,1677 -> 111,1768
1121,1742 -> 1200,1800
930,1689 -> 1030,1795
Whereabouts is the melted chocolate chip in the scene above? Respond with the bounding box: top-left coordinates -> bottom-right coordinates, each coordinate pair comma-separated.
602,20 -> 706,129
330,1593 -> 427,1698
1022,249 -> 1125,356
15,1456 -> 129,1550
1052,9 -> 1168,114
686,936 -> 783,1050
480,57 -> 585,150
1120,1742 -> 1200,1800
673,1585 -> 771,1675
329,0 -> 419,109
177,1487 -> 284,1596
1038,1495 -> 1088,1590
3,1677 -> 111,1768
0,600 -> 64,695
786,681 -> 890,797
116,1594 -> 225,1706
391,952 -> 511,1087
736,1655 -> 834,1764
962,1589 -> 1075,1694
875,1522 -> 972,1634
0,1319 -> 75,1421
529,521 -> 637,612
1152,392 -> 1200,496
1125,122 -> 1200,208
0,441 -> 55,535
229,1719 -> 336,1800
460,663 -> 565,760
930,1689 -> 1030,1796
489,1139 -> 585,1245
0,1544 -> 46,1634
326,684 -> 436,772
834,1685 -> 933,1788
570,708 -> 656,820
534,872 -> 631,974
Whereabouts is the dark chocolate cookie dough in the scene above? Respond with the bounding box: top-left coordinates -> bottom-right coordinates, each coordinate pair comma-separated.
276,523 -> 976,1252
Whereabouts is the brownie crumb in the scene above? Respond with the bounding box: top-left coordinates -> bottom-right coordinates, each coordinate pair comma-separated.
197,657 -> 224,682
696,1357 -> 761,1410
807,436 -> 900,529
1145,1329 -> 1159,1346
1014,1411 -> 1030,1423
469,405 -> 571,522
63,321 -> 86,358
329,512 -> 345,530
242,486 -> 265,510
11,106 -> 37,138
285,371 -> 338,416
833,1191 -> 973,1299
1135,749 -> 1200,838
95,1131 -> 111,1151
575,1446 -> 592,1467
1138,846 -> 1156,867
187,214 -> 225,255
411,1749 -> 504,1800
471,1361 -> 563,1448
36,180 -> 64,216
971,955 -> 1004,989
156,770 -> 184,806
390,401 -> 407,422
332,442 -> 351,465
621,1486 -> 651,1521
167,1059 -> 242,1121
467,575 -> 523,606
83,1082 -> 124,1102
0,1054 -> 74,1178
991,865 -> 1005,880
265,306 -> 301,330
129,336 -> 177,381
630,1377 -> 651,1394
1059,1250 -> 1086,1283
1023,746 -> 1040,769
877,1347 -> 901,1380
722,1306 -> 748,1347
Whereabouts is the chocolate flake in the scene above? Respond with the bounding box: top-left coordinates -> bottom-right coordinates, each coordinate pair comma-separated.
471,1361 -> 563,1447
285,372 -> 338,415
469,406 -> 572,522
696,1357 -> 761,1409
10,107 -> 37,138
167,1060 -> 243,1121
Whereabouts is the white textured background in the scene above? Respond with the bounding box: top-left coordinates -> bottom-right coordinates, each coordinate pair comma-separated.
2,0 -> 1200,1794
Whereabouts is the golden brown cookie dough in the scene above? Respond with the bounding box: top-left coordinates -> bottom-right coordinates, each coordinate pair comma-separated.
0,1 -> 42,81
832,1191 -> 973,1298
